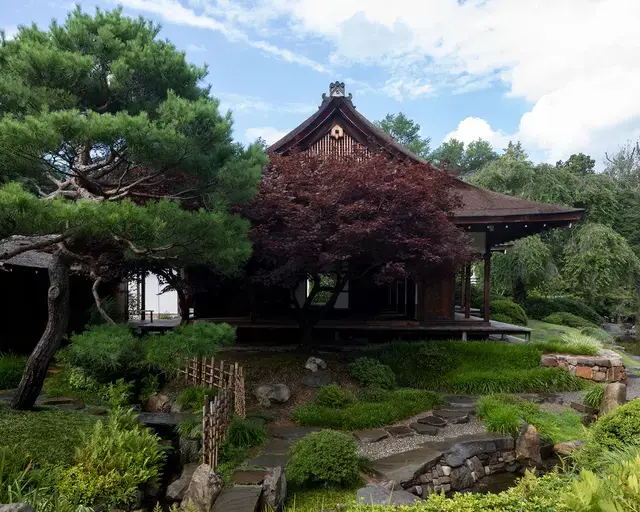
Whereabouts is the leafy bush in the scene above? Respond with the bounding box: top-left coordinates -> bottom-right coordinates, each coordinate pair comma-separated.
57,407 -> 164,508
583,384 -> 605,409
286,430 -> 360,488
145,322 -> 235,375
524,296 -> 601,324
227,415 -> 268,449
491,313 -> 516,324
315,385 -> 354,408
65,325 -> 146,382
477,394 -> 584,443
492,299 -> 528,326
543,312 -> 597,329
175,386 -> 218,411
348,357 -> 395,390
357,386 -> 390,403
580,327 -> 614,342
591,399 -> 640,451
0,354 -> 25,389
293,389 -> 442,430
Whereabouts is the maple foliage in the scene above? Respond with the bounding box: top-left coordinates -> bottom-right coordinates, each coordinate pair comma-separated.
244,151 -> 472,324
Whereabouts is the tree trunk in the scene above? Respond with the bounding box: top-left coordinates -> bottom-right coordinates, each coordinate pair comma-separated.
177,288 -> 190,324
514,277 -> 526,303
11,250 -> 71,410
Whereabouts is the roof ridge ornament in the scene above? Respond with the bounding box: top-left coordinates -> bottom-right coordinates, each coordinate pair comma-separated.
321,81 -> 354,107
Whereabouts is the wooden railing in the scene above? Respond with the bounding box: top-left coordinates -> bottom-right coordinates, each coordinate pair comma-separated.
202,388 -> 233,468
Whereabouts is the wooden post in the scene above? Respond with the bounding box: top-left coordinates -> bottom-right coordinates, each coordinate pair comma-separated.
416,280 -> 425,322
464,264 -> 472,319
483,252 -> 491,322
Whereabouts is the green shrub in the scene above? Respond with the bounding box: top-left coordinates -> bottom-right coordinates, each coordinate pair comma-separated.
591,399 -> 640,451
583,384 -> 605,409
491,313 -> 516,324
416,344 -> 458,378
357,386 -> 390,403
524,296 -> 602,325
145,322 -> 235,375
286,430 -> 360,488
293,389 -> 441,430
492,299 -> 528,326
543,312 -> 596,329
227,415 -> 268,449
0,354 -> 25,389
348,357 -> 395,390
476,394 -> 584,443
536,332 -> 602,356
175,386 -> 218,411
580,327 -> 614,342
316,385 -> 354,408
65,325 -> 146,382
57,408 -> 164,508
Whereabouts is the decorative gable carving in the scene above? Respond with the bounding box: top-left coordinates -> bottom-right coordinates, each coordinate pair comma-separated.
330,124 -> 345,140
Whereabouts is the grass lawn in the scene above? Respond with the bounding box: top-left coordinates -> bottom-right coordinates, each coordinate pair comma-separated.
528,320 -> 582,343
285,487 -> 357,512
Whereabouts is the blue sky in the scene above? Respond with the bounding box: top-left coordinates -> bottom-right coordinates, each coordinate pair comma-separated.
3,0 -> 640,165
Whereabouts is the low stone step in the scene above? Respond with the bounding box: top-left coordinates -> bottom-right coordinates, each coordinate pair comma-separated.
268,426 -> 320,440
231,470 -> 268,485
247,453 -> 288,468
353,429 -> 389,443
433,410 -> 470,424
213,485 -> 263,512
417,416 -> 447,428
570,402 -> 598,414
386,425 -> 414,438
436,404 -> 476,415
262,438 -> 293,455
443,395 -> 475,407
409,423 -> 438,436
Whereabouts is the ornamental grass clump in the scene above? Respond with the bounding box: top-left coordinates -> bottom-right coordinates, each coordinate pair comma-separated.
286,430 -> 360,489
0,354 -> 26,389
583,384 -> 605,409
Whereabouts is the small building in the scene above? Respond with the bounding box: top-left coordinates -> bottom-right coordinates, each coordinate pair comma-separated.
191,82 -> 583,342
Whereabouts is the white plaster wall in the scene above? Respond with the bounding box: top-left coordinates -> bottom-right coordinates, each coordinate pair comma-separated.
144,274 -> 178,315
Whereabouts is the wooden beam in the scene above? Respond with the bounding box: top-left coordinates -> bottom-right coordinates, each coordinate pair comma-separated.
483,252 -> 491,322
465,264 -> 472,319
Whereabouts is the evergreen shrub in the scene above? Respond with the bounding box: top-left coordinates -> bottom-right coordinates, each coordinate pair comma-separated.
591,399 -> 640,451
315,384 -> 354,408
543,312 -> 596,329
491,299 -> 528,326
348,357 -> 395,389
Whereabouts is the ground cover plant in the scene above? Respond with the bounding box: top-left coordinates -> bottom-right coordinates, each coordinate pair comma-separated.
543,312 -> 597,329
534,332 -> 604,356
373,341 -> 586,394
476,394 -> 584,443
175,385 -> 218,411
0,354 -> 26,390
286,430 -> 361,488
582,384 -> 605,409
293,388 -> 442,430
226,415 -> 268,449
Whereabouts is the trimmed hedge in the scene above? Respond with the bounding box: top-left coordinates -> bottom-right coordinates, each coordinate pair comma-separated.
491,299 -> 528,326
524,296 -> 601,324
543,312 -> 596,329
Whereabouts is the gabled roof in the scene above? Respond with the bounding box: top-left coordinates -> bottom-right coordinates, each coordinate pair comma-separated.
269,82 -> 584,227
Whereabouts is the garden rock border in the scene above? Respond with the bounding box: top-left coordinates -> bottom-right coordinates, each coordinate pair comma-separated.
541,350 -> 626,382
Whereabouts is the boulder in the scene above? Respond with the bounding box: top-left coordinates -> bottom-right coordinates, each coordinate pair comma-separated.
516,424 -> 542,468
180,437 -> 201,465
146,394 -> 172,413
254,384 -> 291,407
167,463 -> 199,501
466,456 -> 484,479
261,466 -> 287,512
0,505 -> 36,512
570,402 -> 598,415
180,464 -> 223,512
553,440 -> 584,457
356,484 -> 422,506
601,382 -> 627,415
450,465 -> 474,490
304,357 -> 327,372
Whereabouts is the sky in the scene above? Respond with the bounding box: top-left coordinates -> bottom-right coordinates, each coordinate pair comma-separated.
3,0 -> 640,166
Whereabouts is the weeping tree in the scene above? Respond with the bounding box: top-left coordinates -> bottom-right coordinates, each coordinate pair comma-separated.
0,7 -> 264,409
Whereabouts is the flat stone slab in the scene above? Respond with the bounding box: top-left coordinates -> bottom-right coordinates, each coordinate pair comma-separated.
372,445 -> 445,484
356,484 -> 422,506
410,423 -> 439,436
433,410 -> 470,424
443,395 -> 475,407
247,454 -> 288,468
268,426 -> 320,440
213,485 -> 263,512
435,404 -> 475,415
570,402 -> 598,414
262,438 -> 293,454
386,425 -> 414,438
417,415 -> 447,427
353,429 -> 389,443
445,435 -> 514,468
231,470 -> 268,485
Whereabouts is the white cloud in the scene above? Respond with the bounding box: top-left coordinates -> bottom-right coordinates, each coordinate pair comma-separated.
444,117 -> 509,150
245,126 -> 289,145
217,92 -> 315,115
383,78 -> 433,101
187,43 -> 207,52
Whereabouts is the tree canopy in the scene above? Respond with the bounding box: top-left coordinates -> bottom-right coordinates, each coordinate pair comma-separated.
375,112 -> 431,159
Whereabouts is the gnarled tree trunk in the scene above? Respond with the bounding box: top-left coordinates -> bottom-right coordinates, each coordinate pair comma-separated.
11,250 -> 70,410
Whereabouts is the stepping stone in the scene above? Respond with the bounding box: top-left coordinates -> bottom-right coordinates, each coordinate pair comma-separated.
268,426 -> 320,440
385,425 -> 414,438
213,485 -> 263,512
409,423 -> 439,436
443,395 -> 475,407
231,470 -> 268,485
247,453 -> 288,468
262,438 -> 293,454
417,415 -> 447,427
570,402 -> 598,415
353,429 -> 389,443
433,410 -> 470,424
39,396 -> 84,407
435,404 -> 475,415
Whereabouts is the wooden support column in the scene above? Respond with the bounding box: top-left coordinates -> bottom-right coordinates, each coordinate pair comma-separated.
464,264 -> 472,319
416,280 -> 425,322
483,252 -> 491,322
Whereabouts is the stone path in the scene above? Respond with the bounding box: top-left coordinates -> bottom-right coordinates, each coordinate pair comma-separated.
247,426 -> 320,468
212,485 -> 263,512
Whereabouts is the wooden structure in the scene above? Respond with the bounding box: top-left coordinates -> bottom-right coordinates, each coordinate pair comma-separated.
190,82 -> 583,340
202,388 -> 233,468
182,357 -> 246,418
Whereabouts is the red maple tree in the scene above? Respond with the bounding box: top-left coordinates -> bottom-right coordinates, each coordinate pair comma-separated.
244,151 -> 472,340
